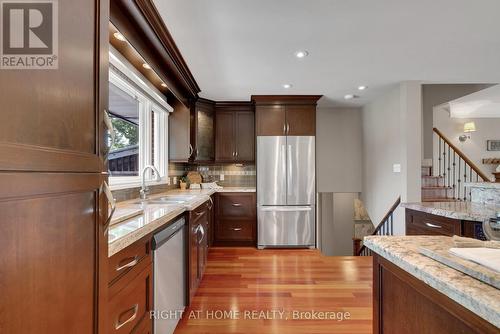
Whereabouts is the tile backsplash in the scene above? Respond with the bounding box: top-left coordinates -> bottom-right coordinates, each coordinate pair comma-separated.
169,162 -> 256,187
111,162 -> 256,203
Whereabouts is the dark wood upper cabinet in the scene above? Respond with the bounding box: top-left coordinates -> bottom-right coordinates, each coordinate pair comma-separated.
215,111 -> 235,161
235,111 -> 255,161
0,0 -> 108,173
169,99 -> 192,162
286,105 -> 316,136
191,98 -> 215,162
255,105 -> 286,136
215,102 -> 255,163
252,95 -> 322,136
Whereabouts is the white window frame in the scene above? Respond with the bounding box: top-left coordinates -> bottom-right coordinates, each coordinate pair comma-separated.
108,49 -> 171,189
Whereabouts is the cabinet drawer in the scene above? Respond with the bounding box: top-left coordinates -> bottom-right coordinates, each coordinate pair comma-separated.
216,219 -> 254,241
218,193 -> 256,218
109,264 -> 152,334
109,237 -> 151,284
190,201 -> 209,222
406,209 -> 461,236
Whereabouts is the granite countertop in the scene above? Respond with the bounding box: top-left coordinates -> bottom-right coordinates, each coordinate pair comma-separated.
401,201 -> 498,223
465,182 -> 500,190
108,187 -> 255,257
364,236 -> 500,328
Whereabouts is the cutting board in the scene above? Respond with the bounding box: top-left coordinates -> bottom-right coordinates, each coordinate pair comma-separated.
187,171 -> 202,184
419,245 -> 500,289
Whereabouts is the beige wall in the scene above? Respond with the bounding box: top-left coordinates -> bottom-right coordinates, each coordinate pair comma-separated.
361,82 -> 422,235
319,192 -> 358,256
422,84 -> 493,159
316,107 -> 362,193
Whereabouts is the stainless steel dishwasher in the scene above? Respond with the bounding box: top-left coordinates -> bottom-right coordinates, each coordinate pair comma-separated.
152,217 -> 186,334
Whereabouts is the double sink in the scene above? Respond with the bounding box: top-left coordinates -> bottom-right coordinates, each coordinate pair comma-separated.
131,194 -> 197,205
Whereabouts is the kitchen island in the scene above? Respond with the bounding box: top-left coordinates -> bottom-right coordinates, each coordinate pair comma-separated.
365,236 -> 499,333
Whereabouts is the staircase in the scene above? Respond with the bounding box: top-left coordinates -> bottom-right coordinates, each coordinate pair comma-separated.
423,128 -> 493,202
421,166 -> 456,202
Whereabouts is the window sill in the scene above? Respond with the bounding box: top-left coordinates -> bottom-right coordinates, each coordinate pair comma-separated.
109,177 -> 170,191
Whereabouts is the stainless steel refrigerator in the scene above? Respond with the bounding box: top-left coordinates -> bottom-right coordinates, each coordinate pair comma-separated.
257,136 -> 316,248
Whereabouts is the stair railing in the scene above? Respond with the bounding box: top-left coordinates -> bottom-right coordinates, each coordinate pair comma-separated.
355,197 -> 401,256
433,128 -> 491,201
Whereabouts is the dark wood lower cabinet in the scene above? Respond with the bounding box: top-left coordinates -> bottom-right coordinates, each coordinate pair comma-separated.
373,254 -> 498,334
108,236 -> 153,334
405,209 -> 486,239
187,200 -> 211,305
0,173 -> 108,334
214,192 -> 256,246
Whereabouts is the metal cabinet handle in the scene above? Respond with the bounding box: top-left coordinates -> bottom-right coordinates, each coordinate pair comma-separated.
116,256 -> 138,272
286,123 -> 290,134
115,304 -> 139,330
198,224 -> 205,244
283,123 -> 286,135
103,109 -> 115,160
207,197 -> 213,210
232,203 -> 242,207
101,181 -> 116,234
232,227 -> 242,231
235,151 -> 238,158
189,144 -> 194,158
425,222 -> 442,229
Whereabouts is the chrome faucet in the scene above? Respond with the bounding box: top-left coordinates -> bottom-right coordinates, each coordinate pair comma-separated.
140,165 -> 161,200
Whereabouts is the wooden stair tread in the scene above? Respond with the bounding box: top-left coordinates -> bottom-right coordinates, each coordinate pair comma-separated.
422,198 -> 458,202
422,175 -> 444,179
422,186 -> 453,189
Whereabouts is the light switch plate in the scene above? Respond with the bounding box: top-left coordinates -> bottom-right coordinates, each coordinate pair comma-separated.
393,164 -> 401,173
220,174 -> 225,181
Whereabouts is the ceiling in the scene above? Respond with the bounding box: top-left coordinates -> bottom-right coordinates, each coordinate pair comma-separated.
153,0 -> 500,107
449,84 -> 500,118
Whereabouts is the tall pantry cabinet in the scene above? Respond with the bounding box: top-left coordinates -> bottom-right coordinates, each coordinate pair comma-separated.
0,1 -> 110,333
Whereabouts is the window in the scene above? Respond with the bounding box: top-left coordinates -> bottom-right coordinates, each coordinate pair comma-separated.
108,49 -> 171,187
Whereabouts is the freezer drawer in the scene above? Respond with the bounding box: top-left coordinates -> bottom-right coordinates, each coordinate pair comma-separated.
258,206 -> 315,247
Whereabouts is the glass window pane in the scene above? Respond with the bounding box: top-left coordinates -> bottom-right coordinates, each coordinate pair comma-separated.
108,82 -> 140,177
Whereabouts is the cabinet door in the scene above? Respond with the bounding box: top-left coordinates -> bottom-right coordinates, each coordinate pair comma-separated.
286,105 -> 316,136
0,0 -> 107,173
215,111 -> 235,161
169,100 -> 191,162
0,173 -> 107,334
189,220 -> 199,302
235,111 -> 255,162
256,105 -> 286,136
193,100 -> 215,162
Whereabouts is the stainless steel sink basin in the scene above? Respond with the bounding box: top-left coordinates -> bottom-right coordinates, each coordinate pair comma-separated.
130,195 -> 196,205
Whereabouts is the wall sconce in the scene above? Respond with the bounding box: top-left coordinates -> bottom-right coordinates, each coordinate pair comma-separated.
459,122 -> 476,142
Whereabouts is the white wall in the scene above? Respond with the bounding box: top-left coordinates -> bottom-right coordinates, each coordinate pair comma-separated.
422,84 -> 493,159
361,82 -> 422,234
317,108 -> 362,192
433,107 -> 500,179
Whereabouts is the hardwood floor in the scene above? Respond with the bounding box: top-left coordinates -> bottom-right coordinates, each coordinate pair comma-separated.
175,248 -> 373,334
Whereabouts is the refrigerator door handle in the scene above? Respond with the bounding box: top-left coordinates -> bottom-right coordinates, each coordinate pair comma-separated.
260,206 -> 312,212
287,144 -> 292,197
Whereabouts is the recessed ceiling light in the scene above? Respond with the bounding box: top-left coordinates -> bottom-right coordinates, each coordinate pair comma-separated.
142,63 -> 151,70
113,32 -> 126,42
358,85 -> 368,91
295,50 -> 309,58
161,83 -> 167,88
283,84 -> 293,89
344,94 -> 358,100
